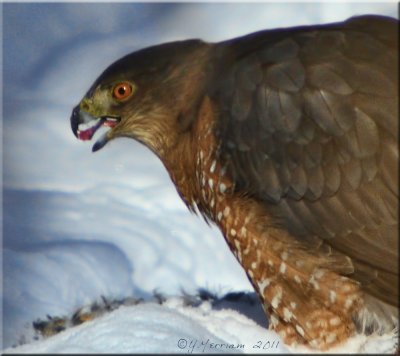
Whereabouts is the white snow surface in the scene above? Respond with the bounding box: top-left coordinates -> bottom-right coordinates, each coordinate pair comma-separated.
5,300 -> 286,354
2,2 -> 398,353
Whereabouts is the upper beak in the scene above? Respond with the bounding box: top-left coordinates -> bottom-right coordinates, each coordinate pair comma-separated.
70,104 -> 121,152
70,105 -> 80,138
70,105 -> 103,141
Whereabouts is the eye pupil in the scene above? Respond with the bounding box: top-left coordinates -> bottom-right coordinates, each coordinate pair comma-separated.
118,87 -> 126,95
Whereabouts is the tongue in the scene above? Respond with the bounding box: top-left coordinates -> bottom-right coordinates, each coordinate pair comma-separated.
77,118 -> 105,141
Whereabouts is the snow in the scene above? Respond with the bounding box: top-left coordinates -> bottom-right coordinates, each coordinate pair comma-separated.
2,2 -> 398,353
4,301 -> 287,354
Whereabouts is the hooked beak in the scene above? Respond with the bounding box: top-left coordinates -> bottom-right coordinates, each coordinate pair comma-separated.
70,105 -> 120,152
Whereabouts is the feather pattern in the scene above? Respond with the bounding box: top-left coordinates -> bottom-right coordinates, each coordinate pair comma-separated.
212,15 -> 398,306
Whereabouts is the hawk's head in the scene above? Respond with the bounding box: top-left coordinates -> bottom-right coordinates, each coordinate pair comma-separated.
71,40 -> 211,156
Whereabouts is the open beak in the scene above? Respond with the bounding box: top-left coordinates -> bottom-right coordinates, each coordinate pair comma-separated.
70,105 -> 120,152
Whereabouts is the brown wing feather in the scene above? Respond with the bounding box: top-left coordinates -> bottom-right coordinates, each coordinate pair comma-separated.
212,15 -> 398,305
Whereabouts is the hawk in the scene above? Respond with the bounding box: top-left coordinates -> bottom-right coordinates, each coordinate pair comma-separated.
70,15 -> 398,350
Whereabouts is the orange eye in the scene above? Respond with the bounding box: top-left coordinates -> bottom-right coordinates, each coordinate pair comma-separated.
113,82 -> 133,101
